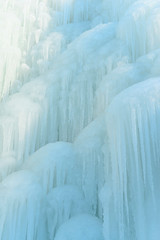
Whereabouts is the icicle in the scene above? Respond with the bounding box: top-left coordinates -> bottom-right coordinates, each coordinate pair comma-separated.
0,170 -> 47,240
0,154 -> 16,182
51,0 -> 89,26
95,48 -> 160,116
117,0 -> 160,60
74,116 -> 105,217
0,74 -> 60,164
22,142 -> 80,193
50,23 -> 123,141
102,0 -> 136,21
102,78 -> 160,240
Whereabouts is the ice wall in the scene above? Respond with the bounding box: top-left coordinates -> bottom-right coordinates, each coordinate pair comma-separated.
22,142 -> 80,193
0,0 -> 52,99
0,0 -> 160,240
74,116 -> 105,217
0,171 -> 47,240
54,214 -> 104,240
101,78 -> 160,240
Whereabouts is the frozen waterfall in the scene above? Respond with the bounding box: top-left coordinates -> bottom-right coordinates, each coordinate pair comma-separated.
0,0 -> 160,239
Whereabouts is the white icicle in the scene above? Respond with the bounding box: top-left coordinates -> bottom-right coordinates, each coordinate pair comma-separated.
0,170 -> 47,240
22,142 -> 80,193
74,116 -> 105,217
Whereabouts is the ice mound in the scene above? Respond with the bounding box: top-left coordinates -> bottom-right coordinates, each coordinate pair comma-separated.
22,142 -> 79,193
30,32 -> 66,75
103,77 -> 160,240
96,48 -> 160,115
0,170 -> 47,240
0,93 -> 42,163
55,22 -> 91,44
47,185 -> 90,239
74,116 -> 105,217
54,214 -> 104,240
102,0 -> 136,21
50,23 -> 129,141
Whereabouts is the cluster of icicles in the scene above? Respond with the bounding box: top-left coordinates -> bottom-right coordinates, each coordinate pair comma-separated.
1,0 -> 160,239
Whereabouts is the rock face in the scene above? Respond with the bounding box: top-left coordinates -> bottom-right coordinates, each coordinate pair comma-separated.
0,0 -> 160,240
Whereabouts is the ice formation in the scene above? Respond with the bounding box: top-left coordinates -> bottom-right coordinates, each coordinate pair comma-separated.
22,142 -> 79,193
0,0 -> 160,239
0,170 -> 47,240
47,185 -> 90,239
101,78 -> 160,240
74,116 -> 105,217
54,214 -> 104,240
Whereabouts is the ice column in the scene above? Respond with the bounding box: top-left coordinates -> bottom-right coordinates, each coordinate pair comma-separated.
0,170 -> 47,240
102,78 -> 160,240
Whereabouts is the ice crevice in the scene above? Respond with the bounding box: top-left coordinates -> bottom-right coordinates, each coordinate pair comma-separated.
0,0 -> 160,240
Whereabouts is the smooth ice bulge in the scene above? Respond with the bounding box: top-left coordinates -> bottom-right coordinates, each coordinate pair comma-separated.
102,78 -> 160,240
0,0 -> 160,240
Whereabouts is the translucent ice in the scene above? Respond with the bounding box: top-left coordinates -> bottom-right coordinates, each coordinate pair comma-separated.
0,0 -> 160,240
54,214 -> 104,240
74,116 -> 105,217
0,170 -> 47,240
0,154 -> 17,182
0,0 -> 52,99
47,185 -> 90,239
22,142 -> 79,193
117,0 -> 160,60
102,78 -> 160,240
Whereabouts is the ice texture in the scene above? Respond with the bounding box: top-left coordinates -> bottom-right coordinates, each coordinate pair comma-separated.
74,116 -> 105,217
117,1 -> 160,60
54,214 -> 104,240
0,0 -> 160,239
102,78 -> 160,240
0,154 -> 17,181
0,170 -> 47,240
22,142 -> 79,193
47,185 -> 90,239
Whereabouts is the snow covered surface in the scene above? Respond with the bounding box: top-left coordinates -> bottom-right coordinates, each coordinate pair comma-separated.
0,0 -> 160,239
